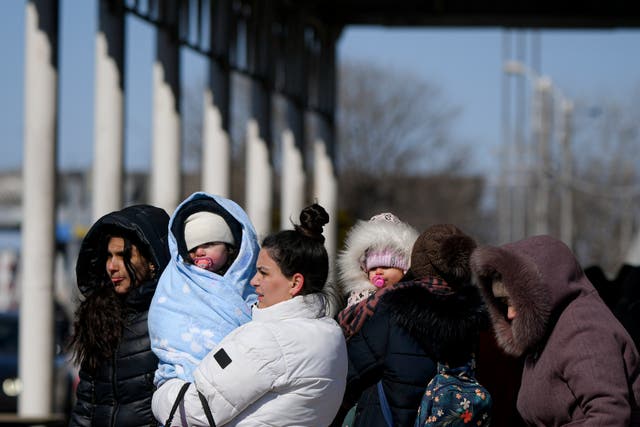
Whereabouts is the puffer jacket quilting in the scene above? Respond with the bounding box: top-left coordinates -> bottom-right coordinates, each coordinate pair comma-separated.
70,205 -> 169,427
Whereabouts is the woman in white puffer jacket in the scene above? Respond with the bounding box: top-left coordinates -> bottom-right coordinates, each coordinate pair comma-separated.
152,204 -> 348,426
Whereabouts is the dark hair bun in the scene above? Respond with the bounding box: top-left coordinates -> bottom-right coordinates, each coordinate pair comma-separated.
296,203 -> 329,242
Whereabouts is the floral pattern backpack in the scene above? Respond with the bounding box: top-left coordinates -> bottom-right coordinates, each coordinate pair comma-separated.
414,360 -> 492,426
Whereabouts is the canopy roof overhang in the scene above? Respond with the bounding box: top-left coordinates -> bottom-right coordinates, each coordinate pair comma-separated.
293,0 -> 640,29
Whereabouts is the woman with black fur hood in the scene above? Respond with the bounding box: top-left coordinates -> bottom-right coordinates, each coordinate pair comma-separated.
332,224 -> 487,427
69,205 -> 170,427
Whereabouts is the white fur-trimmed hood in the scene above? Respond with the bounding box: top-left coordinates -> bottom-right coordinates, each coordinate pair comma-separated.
337,217 -> 419,298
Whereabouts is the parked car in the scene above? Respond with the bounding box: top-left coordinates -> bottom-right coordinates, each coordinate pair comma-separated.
0,308 -> 76,419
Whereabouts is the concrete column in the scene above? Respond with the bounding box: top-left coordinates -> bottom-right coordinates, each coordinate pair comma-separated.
245,81 -> 272,239
92,0 -> 125,220
280,102 -> 305,230
202,0 -> 231,196
20,0 -> 58,416
312,115 -> 338,264
202,82 -> 230,197
314,28 -> 339,267
0,251 -> 17,311
151,28 -> 181,214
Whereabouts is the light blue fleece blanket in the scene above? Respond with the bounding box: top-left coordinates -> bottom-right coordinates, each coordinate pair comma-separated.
148,192 -> 259,386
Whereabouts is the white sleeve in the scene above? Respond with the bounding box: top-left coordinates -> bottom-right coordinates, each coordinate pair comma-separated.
152,378 -> 211,426
192,323 -> 288,425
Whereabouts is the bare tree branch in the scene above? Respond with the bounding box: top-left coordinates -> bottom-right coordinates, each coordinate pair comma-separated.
337,60 -> 468,176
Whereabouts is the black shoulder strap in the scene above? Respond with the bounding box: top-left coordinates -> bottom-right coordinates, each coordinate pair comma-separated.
198,391 -> 217,427
164,382 -> 192,426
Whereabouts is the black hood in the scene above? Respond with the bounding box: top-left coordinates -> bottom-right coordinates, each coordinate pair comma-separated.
76,205 -> 170,297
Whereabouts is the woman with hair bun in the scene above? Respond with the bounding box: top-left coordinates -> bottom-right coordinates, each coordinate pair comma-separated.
152,203 -> 348,426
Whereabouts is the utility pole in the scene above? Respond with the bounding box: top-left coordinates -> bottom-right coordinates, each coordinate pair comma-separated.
560,99 -> 573,247
513,34 -> 527,241
499,30 -> 512,244
534,77 -> 552,235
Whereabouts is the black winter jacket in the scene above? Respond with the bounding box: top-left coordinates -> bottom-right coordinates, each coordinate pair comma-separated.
69,286 -> 159,427
69,205 -> 170,427
337,279 -> 486,427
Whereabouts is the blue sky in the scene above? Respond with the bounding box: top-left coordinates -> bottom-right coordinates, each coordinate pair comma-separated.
1,1 -> 640,176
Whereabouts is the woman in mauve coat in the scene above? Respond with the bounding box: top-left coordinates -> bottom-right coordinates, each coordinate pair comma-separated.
471,235 -> 640,426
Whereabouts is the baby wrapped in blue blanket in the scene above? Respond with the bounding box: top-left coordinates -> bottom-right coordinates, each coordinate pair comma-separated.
148,192 -> 259,386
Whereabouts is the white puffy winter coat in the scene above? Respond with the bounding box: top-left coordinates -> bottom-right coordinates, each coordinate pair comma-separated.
152,293 -> 348,426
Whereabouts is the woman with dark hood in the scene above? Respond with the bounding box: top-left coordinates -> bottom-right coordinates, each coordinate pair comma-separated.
68,205 -> 170,427
333,224 -> 487,426
471,235 -> 640,426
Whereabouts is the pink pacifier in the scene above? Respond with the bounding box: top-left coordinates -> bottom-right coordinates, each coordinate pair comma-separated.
373,275 -> 385,288
194,256 -> 214,270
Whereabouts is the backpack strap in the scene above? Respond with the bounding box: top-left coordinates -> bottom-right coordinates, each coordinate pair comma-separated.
164,382 -> 191,426
198,390 -> 217,426
377,380 -> 394,427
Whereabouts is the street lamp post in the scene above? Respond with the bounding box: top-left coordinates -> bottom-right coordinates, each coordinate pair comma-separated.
502,60 -> 530,242
503,60 -> 574,246
533,76 -> 552,236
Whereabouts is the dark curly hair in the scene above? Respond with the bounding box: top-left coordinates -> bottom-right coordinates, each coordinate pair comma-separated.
261,203 -> 329,294
70,285 -> 127,371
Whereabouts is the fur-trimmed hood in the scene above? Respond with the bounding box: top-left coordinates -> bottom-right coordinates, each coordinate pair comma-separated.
470,235 -> 593,357
337,216 -> 418,298
383,279 -> 487,365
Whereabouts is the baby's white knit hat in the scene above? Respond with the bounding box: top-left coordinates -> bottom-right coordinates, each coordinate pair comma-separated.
184,211 -> 235,251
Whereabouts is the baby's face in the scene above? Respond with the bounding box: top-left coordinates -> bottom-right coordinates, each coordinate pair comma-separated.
189,242 -> 229,273
368,266 -> 405,288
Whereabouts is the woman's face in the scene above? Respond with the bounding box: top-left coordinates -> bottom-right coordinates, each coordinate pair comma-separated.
250,248 -> 299,308
492,280 -> 517,321
106,237 -> 152,294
